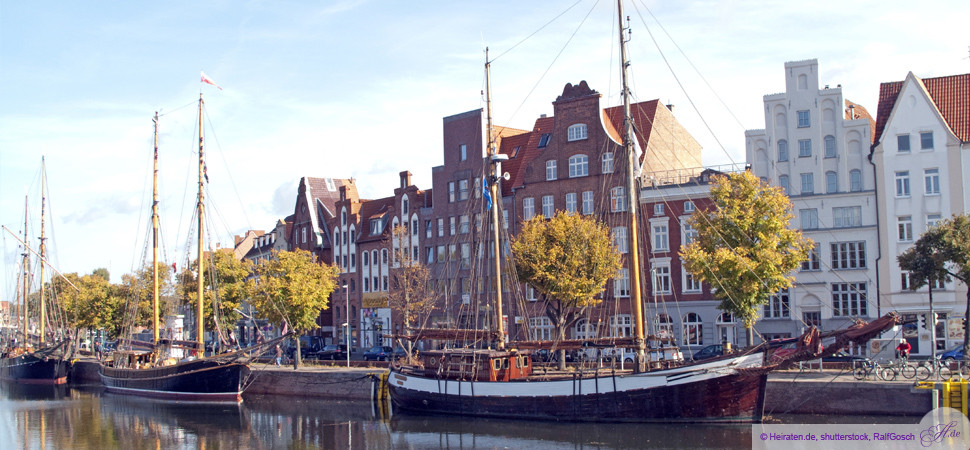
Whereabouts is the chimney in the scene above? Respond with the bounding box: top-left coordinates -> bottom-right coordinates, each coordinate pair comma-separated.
666,103 -> 674,112
540,114 -> 547,118
400,170 -> 412,189
339,185 -> 347,201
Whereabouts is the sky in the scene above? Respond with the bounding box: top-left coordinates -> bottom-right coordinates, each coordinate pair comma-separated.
1,0 -> 968,299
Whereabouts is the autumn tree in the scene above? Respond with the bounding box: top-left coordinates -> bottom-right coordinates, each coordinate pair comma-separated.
387,225 -> 438,354
250,249 -> 339,367
512,211 -> 622,369
899,214 -> 970,359
681,171 -> 813,344
55,270 -> 123,339
116,262 -> 176,339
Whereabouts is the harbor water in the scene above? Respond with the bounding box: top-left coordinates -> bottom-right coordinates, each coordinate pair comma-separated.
0,382 -> 919,449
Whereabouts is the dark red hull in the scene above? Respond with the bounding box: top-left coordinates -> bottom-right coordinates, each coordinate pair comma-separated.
99,359 -> 249,402
0,354 -> 69,385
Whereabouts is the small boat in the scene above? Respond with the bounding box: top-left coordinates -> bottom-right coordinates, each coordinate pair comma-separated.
0,158 -> 74,385
99,96 -> 274,401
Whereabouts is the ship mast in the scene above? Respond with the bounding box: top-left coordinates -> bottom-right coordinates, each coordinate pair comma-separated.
196,94 -> 205,351
21,196 -> 29,348
618,0 -> 647,373
39,157 -> 47,344
485,48 -> 507,350
152,112 -> 160,345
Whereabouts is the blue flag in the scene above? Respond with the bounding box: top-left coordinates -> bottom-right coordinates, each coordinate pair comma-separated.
483,178 -> 492,210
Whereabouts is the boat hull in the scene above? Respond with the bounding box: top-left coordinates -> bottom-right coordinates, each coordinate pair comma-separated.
0,354 -> 69,385
388,352 -> 767,423
99,359 -> 250,402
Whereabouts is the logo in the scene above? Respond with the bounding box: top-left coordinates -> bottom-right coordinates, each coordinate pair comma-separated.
918,407 -> 970,448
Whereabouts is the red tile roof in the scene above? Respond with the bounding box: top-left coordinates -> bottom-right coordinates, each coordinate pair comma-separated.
844,99 -> 876,144
874,73 -> 970,143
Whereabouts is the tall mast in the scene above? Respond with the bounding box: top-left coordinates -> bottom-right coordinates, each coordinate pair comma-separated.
39,157 -> 47,344
485,48 -> 506,350
196,94 -> 205,350
152,112 -> 160,345
21,196 -> 29,348
618,0 -> 646,373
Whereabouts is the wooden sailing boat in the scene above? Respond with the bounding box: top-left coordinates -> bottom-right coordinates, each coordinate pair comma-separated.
99,97 -> 261,401
387,1 -> 900,422
0,158 -> 73,385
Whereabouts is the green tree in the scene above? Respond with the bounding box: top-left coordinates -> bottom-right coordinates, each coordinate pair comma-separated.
176,250 -> 250,345
681,171 -> 813,344
512,211 -> 622,369
116,262 -> 176,339
55,271 -> 120,337
899,214 -> 970,359
250,249 -> 339,367
387,225 -> 438,355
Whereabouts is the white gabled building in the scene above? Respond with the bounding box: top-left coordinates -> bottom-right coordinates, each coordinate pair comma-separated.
745,59 -> 878,348
870,72 -> 970,356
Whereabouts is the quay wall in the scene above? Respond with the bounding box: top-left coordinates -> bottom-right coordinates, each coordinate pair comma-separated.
70,361 -> 930,416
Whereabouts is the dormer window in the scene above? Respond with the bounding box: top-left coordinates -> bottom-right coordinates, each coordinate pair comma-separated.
567,124 -> 588,141
538,133 -> 552,148
370,219 -> 383,235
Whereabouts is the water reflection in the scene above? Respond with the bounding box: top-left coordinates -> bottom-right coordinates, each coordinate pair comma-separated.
0,382 -> 916,449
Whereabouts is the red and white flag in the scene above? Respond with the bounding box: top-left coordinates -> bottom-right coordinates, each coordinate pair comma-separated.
200,71 -> 223,90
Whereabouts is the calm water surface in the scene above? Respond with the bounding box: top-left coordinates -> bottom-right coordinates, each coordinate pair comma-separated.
0,382 -> 918,449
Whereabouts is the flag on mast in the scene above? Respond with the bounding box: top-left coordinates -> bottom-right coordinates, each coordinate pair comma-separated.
200,71 -> 223,90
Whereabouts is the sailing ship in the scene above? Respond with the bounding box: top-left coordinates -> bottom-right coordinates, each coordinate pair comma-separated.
99,95 -> 274,401
0,158 -> 74,385
387,1 -> 899,422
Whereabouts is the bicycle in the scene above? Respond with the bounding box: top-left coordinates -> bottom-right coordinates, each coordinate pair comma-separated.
852,359 -> 884,381
879,359 -> 916,381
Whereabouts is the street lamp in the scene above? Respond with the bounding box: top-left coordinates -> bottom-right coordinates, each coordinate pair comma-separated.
342,283 -> 350,368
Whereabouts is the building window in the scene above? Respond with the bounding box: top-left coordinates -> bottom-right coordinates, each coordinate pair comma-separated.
652,223 -> 669,251
778,140 -> 788,162
833,206 -> 861,228
611,315 -> 632,337
652,264 -> 671,295
764,289 -> 790,318
473,177 -> 481,199
682,222 -> 698,245
610,186 -> 626,212
565,193 -> 577,213
897,134 -> 910,152
426,247 -> 433,264
541,195 -> 554,218
459,144 -> 467,161
523,197 -> 535,220
654,204 -> 665,216
800,208 -> 818,230
526,284 -> 538,302
568,154 -> 589,178
449,217 -> 456,235
803,311 -> 821,328
683,268 -> 702,292
459,215 -> 470,234
437,245 -> 446,263
567,123 -> 588,141
800,173 -> 814,195
363,251 -> 369,266
920,131 -> 934,150
615,268 -> 630,298
612,226 -> 628,254
458,179 -> 469,200
778,175 -> 790,194
797,110 -> 810,128
895,171 -> 910,197
602,152 -> 614,173
683,313 -> 703,346
546,160 -> 558,181
582,191 -> 594,215
425,220 -> 432,239
825,171 -> 838,193
684,201 -> 695,213
801,243 -> 821,271
831,241 -> 866,269
924,168 -> 940,195
437,218 -> 444,237
927,214 -> 941,228
901,271 -> 912,291
529,317 -> 552,340
798,139 -> 812,157
538,133 -> 552,148
832,282 -> 867,317
448,181 -> 456,202
849,170 -> 862,192
824,135 -> 836,158
898,216 -> 913,242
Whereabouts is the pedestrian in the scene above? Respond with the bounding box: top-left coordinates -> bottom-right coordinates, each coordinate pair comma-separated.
275,344 -> 282,366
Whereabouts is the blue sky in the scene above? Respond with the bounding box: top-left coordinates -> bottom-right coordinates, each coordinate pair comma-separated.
1,0 -> 968,298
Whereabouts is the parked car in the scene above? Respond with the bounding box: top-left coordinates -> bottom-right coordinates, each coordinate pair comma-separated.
822,351 -> 869,363
363,346 -> 393,361
392,346 -> 408,359
286,336 -> 325,359
314,344 -> 349,360
941,346 -> 964,361
691,344 -> 724,361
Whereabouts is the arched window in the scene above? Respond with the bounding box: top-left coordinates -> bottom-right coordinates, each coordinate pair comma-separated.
402,197 -> 409,215
575,319 -> 597,339
778,140 -> 789,162
363,251 -> 369,266
683,313 -> 703,346
341,210 -> 347,226
567,123 -> 587,141
568,154 -> 589,178
824,135 -> 837,158
850,170 -> 862,192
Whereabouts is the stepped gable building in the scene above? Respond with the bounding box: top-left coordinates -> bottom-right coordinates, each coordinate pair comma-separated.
745,59 -> 877,349
290,176 -> 355,341
871,71 -> 970,356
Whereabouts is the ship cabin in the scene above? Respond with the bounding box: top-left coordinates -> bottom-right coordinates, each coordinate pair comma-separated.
418,348 -> 532,382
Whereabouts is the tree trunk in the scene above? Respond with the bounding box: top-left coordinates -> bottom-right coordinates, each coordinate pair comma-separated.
294,335 -> 301,369
963,288 -> 970,362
